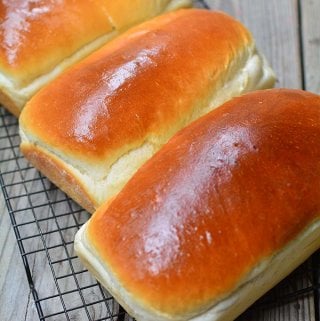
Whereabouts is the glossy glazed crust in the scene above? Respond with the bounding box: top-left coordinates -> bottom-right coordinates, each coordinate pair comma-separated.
83,89 -> 320,320
0,0 -> 187,113
20,142 -> 98,213
0,0 -> 113,85
20,9 -> 275,210
20,9 -> 253,164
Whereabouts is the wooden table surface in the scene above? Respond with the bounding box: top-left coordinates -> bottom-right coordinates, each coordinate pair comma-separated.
1,1 -> 320,321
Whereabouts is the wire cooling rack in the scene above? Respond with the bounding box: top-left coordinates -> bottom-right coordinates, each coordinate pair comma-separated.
1,1 -> 320,320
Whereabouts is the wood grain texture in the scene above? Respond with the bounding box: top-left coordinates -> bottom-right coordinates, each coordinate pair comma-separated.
301,0 -> 320,93
206,0 -> 302,88
0,1 -> 317,321
0,191 -> 38,321
300,1 -> 320,318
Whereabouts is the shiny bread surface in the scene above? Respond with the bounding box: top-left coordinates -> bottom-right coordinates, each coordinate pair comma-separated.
83,89 -> 320,320
0,0 -> 188,112
20,9 -> 253,162
0,0 -> 113,85
20,9 -> 275,210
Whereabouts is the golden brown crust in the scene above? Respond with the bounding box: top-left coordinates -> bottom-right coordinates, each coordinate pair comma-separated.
1,0 -> 184,115
0,0 -> 114,86
20,142 -> 97,213
87,89 -> 320,318
20,9 -> 253,165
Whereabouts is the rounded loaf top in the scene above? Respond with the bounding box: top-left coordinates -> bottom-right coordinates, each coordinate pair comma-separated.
20,9 -> 253,165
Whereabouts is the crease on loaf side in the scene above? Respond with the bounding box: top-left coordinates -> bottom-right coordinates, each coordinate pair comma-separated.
0,0 -> 192,116
20,43 -> 275,212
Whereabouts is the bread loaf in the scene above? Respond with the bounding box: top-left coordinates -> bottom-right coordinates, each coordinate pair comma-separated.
20,9 -> 275,212
0,0 -> 190,115
75,89 -> 320,321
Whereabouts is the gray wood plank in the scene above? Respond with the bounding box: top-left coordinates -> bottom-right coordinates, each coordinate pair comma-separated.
301,0 -> 320,93
0,192 -> 38,321
300,1 -> 320,319
206,0 -> 302,88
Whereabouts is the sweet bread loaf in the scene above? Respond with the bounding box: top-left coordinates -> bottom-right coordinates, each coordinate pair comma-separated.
20,9 -> 275,212
75,89 -> 320,321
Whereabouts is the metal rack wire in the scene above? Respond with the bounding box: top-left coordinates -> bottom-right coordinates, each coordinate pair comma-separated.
0,1 -> 320,320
